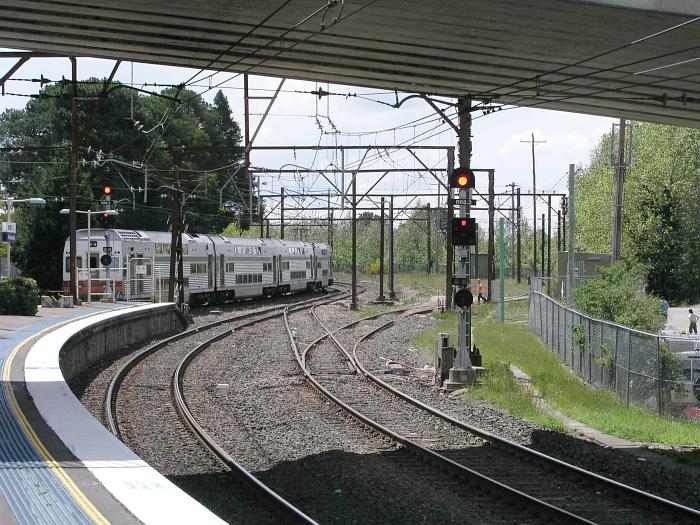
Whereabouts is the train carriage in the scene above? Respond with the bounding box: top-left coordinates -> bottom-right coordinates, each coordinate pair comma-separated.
63,229 -> 333,305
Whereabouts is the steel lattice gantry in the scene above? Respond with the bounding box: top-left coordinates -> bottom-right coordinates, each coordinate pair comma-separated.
1,0 -> 700,127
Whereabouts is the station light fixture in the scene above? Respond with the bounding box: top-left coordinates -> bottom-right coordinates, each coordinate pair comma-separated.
449,166 -> 475,189
451,217 -> 477,246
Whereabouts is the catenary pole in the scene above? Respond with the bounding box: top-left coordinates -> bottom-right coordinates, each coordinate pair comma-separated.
568,164 -> 576,300
69,57 -> 78,302
612,118 -> 626,262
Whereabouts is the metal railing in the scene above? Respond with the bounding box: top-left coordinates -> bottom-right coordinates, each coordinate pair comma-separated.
528,291 -> 700,419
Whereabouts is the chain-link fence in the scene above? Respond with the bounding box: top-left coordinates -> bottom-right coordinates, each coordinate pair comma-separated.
529,291 -> 700,419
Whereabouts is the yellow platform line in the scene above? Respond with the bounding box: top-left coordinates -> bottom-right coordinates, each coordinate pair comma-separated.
3,312 -> 112,525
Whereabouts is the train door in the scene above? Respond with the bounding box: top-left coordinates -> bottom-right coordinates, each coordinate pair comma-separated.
136,253 -> 144,293
220,255 -> 225,287
311,254 -> 316,280
277,255 -> 283,284
208,254 -> 214,289
128,256 -> 152,300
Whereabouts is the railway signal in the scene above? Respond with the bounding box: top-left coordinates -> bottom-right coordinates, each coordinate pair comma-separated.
451,217 -> 476,246
454,288 -> 473,309
449,166 -> 475,189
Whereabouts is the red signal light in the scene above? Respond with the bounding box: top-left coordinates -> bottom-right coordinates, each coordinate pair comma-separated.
460,219 -> 467,227
102,212 -> 109,220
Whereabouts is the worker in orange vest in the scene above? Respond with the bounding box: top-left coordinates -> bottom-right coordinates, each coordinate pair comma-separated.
476,278 -> 486,303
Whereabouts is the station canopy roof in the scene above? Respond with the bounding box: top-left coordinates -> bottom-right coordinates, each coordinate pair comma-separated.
2,0 -> 700,127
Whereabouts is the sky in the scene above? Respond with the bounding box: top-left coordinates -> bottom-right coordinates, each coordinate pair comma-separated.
0,52 -> 616,228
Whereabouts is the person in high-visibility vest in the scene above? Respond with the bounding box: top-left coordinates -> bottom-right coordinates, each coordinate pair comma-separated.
476,278 -> 486,304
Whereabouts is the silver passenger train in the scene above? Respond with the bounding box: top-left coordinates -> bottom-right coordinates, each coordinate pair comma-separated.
62,229 -> 333,304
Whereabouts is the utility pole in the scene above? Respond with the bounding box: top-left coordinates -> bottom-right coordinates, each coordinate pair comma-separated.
521,133 -> 546,277
612,118 -> 626,262
69,57 -> 78,303
280,187 -> 285,239
562,196 -> 567,252
327,189 -> 331,246
445,149 -> 454,308
350,167 -> 358,310
507,182 -> 516,279
244,73 -> 253,231
426,203 -> 432,274
389,195 -> 395,299
540,213 -> 545,280
547,194 -> 552,295
168,165 -> 180,302
435,184 -> 441,273
378,197 -> 385,301
487,170 -> 495,302
567,164 -> 576,301
557,210 -> 561,252
516,188 -> 522,283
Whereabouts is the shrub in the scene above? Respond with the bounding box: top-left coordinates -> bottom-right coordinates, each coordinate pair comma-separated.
0,277 -> 40,316
574,260 -> 664,333
366,259 -> 380,275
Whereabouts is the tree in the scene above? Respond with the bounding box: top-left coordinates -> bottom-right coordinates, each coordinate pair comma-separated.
0,82 -> 244,290
575,123 -> 700,303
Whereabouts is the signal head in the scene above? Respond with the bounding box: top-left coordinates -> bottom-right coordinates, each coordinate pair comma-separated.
449,167 -> 475,189
451,217 -> 477,246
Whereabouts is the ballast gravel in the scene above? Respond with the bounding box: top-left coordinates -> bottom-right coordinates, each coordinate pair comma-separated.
69,284 -> 700,522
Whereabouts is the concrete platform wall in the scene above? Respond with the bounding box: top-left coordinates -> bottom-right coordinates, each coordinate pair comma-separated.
59,304 -> 186,381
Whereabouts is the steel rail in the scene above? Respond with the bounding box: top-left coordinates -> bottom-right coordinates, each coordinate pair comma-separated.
107,285 -> 351,525
106,286 -> 339,436
351,312 -> 700,523
288,305 -> 590,524
172,289 -> 353,525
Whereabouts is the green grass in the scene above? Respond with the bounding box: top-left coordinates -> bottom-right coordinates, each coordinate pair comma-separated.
464,360 -> 565,431
474,303 -> 700,445
413,309 -> 563,430
414,303 -> 700,445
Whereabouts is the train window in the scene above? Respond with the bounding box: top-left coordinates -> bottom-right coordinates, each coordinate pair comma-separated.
306,261 -> 310,269
90,255 -> 99,269
263,262 -> 272,272
64,257 -> 84,271
322,269 -> 329,276
282,261 -> 290,270
225,262 -> 235,273
190,263 -> 207,274
317,262 -> 322,268
290,271 -> 306,279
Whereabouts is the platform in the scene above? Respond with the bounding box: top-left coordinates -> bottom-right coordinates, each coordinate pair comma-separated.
0,304 -> 225,525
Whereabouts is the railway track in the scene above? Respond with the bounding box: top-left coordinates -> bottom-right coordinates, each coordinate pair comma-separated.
298,305 -> 700,525
106,285 -> 352,524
